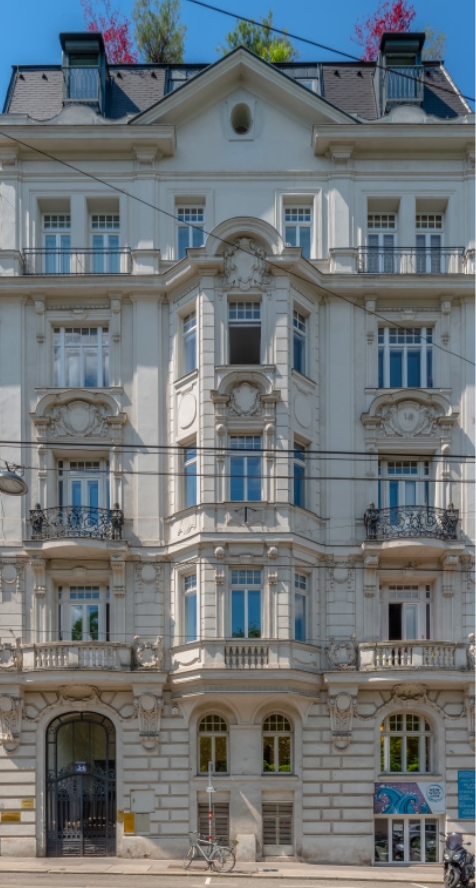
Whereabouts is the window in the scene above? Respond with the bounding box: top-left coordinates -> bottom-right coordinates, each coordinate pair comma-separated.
177,207 -> 205,259
378,459 -> 430,515
416,214 -> 443,274
91,214 -> 120,273
198,803 -> 229,844
293,310 -> 306,374
183,445 -> 197,507
380,713 -> 432,774
375,817 -> 438,864
262,714 -> 292,773
378,327 -> 433,388
231,569 -> 261,638
43,214 -> 71,274
284,207 -> 312,259
183,311 -> 197,374
294,573 -> 308,642
198,715 -> 228,774
228,302 -> 261,365
230,436 -> 262,502
53,327 -> 109,387
67,53 -> 99,101
382,585 -> 432,641
184,573 -> 197,643
263,803 -> 294,848
58,459 -> 110,509
367,213 -> 396,273
58,586 -> 109,641
293,443 -> 306,508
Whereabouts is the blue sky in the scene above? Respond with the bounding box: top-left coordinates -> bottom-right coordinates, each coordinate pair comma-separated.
1,0 -> 474,110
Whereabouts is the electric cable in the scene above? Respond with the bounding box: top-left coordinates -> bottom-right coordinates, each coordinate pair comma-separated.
183,0 -> 476,105
0,130 -> 473,369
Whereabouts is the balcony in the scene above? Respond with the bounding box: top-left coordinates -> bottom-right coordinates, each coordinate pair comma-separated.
64,66 -> 100,104
359,640 -> 469,671
358,246 -> 466,275
22,248 -> 132,275
171,639 -> 322,673
29,505 -> 124,541
21,641 -> 132,671
383,64 -> 424,106
364,505 -> 458,541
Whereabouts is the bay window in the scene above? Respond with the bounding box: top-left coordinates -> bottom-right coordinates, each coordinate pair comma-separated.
184,573 -> 197,643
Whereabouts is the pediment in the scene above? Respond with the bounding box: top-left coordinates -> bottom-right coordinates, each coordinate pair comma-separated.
32,392 -> 126,441
130,48 -> 357,128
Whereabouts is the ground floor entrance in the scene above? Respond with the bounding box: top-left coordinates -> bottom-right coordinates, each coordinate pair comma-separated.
46,712 -> 116,857
374,817 -> 439,863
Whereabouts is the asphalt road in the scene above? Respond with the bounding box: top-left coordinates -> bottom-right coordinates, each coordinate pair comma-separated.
0,875 -> 438,888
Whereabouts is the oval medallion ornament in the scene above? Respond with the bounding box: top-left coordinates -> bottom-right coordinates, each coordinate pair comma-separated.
294,393 -> 311,428
179,393 -> 196,429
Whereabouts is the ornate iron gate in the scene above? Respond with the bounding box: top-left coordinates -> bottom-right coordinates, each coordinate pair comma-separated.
46,712 -> 116,856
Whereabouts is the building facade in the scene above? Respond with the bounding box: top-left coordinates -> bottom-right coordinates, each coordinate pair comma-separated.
0,30 -> 474,863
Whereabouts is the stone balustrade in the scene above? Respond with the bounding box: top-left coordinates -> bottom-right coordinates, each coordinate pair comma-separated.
171,639 -> 322,672
359,640 -> 469,671
20,641 -> 133,671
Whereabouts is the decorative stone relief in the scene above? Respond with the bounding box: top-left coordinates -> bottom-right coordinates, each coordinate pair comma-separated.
32,393 -> 126,443
135,693 -> 162,750
361,392 -> 458,441
221,238 -> 270,291
328,692 -> 356,750
111,556 -> 125,597
23,686 -> 137,724
132,636 -> 164,669
178,391 -> 197,429
30,556 -> 46,597
327,560 -> 354,591
229,382 -> 261,416
465,695 -> 475,751
0,640 -> 20,670
227,506 -> 264,527
364,554 -> 379,598
326,636 -> 357,670
51,400 -> 109,437
467,634 -> 475,671
134,562 -> 161,595
0,695 -> 23,752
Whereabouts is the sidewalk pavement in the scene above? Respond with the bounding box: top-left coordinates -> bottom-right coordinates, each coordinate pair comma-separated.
0,856 -> 443,882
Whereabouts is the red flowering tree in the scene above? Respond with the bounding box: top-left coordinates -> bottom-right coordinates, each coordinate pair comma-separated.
81,0 -> 138,63
353,0 -> 416,61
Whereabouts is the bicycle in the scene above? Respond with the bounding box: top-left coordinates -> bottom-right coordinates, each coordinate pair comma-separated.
182,831 -> 236,873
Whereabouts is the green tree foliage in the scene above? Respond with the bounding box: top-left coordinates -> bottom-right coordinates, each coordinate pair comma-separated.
132,0 -> 186,63
218,9 -> 298,62
422,26 -> 447,61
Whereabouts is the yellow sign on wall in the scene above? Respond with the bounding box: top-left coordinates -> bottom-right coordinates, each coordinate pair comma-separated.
1,812 -> 21,823
21,799 -> 35,810
123,812 -> 135,834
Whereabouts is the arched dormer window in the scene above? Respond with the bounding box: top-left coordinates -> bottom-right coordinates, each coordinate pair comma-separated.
380,713 -> 432,774
198,715 -> 228,774
262,714 -> 292,774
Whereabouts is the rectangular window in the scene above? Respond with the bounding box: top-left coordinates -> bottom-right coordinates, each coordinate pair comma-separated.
293,443 -> 306,508
91,214 -> 120,273
230,436 -> 262,502
367,214 -> 396,274
58,459 -> 110,510
284,207 -> 312,259
53,327 -> 109,387
378,327 -> 433,388
177,206 -> 205,259
231,569 -> 261,638
228,302 -> 261,365
262,803 -> 294,847
59,586 -> 109,642
293,310 -> 306,374
415,214 -> 443,274
183,445 -> 197,507
294,572 -> 307,642
385,584 -> 432,640
43,214 -> 71,274
184,573 -> 197,642
378,459 -> 430,516
183,311 -> 197,374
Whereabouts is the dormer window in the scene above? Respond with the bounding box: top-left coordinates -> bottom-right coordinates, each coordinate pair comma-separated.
60,33 -> 106,113
378,31 -> 425,111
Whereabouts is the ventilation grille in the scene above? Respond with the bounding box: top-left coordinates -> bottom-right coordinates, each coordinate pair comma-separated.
262,802 -> 293,846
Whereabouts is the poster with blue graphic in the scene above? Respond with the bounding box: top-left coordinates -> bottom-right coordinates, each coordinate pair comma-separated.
458,771 -> 475,819
374,782 -> 446,815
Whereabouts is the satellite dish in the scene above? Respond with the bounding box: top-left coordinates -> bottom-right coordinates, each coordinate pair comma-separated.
0,470 -> 28,496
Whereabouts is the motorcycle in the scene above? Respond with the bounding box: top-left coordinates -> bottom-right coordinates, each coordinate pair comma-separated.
442,832 -> 475,888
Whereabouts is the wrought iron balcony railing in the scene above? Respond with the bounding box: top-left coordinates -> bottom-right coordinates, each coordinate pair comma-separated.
29,504 -> 124,541
364,504 -> 459,541
64,66 -> 100,103
384,65 -> 424,104
22,249 -> 132,275
358,247 -> 466,275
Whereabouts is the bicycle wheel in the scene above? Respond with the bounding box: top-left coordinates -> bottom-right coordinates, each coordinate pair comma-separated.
183,846 -> 195,869
212,846 -> 235,873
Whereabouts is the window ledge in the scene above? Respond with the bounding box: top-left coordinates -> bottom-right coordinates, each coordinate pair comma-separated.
291,368 -> 315,387
175,368 -> 199,388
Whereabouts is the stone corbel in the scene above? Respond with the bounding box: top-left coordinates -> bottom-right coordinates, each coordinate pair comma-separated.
110,297 -> 122,342
135,693 -> 162,750
35,299 -> 46,342
0,694 -> 23,752
111,556 -> 125,597
327,143 -> 354,165
328,691 -> 357,750
0,149 -> 18,168
364,554 -> 379,598
442,554 -> 459,598
30,556 -> 46,597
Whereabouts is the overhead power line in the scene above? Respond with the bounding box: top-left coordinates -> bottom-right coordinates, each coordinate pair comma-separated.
183,0 -> 475,105
0,131 -> 473,369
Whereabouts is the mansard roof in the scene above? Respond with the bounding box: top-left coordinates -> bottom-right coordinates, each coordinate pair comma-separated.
3,43 -> 470,122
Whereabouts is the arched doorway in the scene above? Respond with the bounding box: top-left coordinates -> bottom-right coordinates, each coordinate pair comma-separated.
46,712 -> 116,857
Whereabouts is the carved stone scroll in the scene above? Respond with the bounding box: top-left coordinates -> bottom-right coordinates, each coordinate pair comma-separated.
0,695 -> 23,752
328,692 -> 356,750
135,693 -> 162,750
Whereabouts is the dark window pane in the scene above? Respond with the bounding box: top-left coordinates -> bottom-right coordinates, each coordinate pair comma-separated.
378,348 -> 384,387
263,736 -> 275,771
199,736 -> 212,772
248,590 -> 261,638
389,350 -> 402,387
247,456 -> 262,502
407,351 -> 421,387
375,819 -> 389,862
294,333 -> 304,373
231,590 -> 245,638
300,227 -> 311,259
229,326 -> 261,364
230,457 -> 244,501
388,603 -> 402,640
406,736 -> 420,771
215,737 -> 228,772
389,736 -> 402,772
278,736 -> 291,772
427,350 -> 433,387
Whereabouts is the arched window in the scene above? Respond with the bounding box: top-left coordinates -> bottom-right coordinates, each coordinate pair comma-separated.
198,715 -> 228,774
262,715 -> 292,774
380,713 -> 432,774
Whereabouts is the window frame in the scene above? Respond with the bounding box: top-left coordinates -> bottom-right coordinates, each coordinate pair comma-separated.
177,206 -> 205,259
293,442 -> 306,508
294,572 -> 308,642
231,568 -> 262,639
182,310 -> 197,375
53,325 -> 109,388
367,213 -> 397,274
229,435 -> 262,502
381,584 -> 432,641
415,214 -> 444,274
90,213 -> 120,274
198,714 -> 228,775
380,713 -> 432,775
58,584 -> 110,642
378,458 -> 431,511
378,327 -> 433,389
262,714 -> 292,774
58,458 -> 110,510
228,301 -> 262,366
184,572 -> 198,643
43,214 -> 71,274
293,309 -> 307,375
183,443 -> 197,508
284,206 -> 312,259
